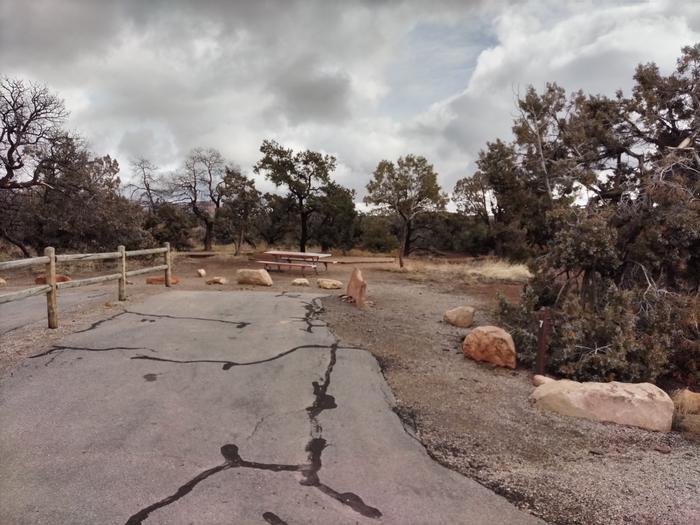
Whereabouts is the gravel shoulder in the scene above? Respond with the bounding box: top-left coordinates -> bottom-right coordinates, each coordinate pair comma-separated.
320,271 -> 700,525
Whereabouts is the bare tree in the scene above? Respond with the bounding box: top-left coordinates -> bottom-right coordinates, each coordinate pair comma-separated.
172,147 -> 229,251
0,77 -> 70,190
129,157 -> 163,213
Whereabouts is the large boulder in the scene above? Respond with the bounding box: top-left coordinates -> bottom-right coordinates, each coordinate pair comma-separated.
530,380 -> 675,432
443,306 -> 475,328
237,269 -> 273,287
317,278 -> 343,290
291,278 -> 310,286
35,274 -> 72,284
345,268 -> 367,306
462,326 -> 516,369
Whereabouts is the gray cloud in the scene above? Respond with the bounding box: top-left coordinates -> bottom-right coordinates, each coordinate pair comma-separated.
2,0 -> 699,198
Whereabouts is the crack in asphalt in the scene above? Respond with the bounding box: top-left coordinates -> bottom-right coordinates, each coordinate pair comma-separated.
292,299 -> 326,333
124,343 -> 381,524
129,344 -> 339,370
262,511 -> 288,524
74,311 -> 129,333
30,345 -> 157,359
124,310 -> 251,329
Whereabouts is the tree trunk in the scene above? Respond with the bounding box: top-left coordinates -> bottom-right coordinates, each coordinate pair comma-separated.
234,229 -> 244,256
398,220 -> 410,268
403,220 -> 412,257
204,221 -> 214,251
299,212 -> 308,252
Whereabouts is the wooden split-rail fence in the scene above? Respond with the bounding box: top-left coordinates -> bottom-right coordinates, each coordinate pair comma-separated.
0,242 -> 172,329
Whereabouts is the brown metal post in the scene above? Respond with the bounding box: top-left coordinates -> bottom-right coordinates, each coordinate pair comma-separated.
45,246 -> 58,329
164,242 -> 172,287
118,245 -> 127,301
536,307 -> 550,375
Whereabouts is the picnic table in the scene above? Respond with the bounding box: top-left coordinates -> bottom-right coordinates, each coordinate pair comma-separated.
256,250 -> 333,274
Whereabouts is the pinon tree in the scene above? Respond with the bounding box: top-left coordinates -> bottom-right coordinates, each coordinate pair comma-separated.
253,139 -> 336,252
364,154 -> 447,266
495,45 -> 700,386
216,168 -> 261,255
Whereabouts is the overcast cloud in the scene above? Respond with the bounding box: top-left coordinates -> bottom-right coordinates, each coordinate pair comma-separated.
2,0 -> 700,198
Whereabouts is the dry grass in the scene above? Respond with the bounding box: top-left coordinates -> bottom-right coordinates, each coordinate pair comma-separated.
384,258 -> 532,284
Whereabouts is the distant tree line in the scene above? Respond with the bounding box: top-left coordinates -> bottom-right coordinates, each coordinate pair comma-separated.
0,77 -> 488,261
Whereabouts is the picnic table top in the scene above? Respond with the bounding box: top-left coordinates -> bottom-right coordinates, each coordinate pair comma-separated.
264,250 -> 332,259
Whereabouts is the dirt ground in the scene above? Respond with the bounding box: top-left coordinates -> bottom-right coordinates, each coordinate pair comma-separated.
2,253 -> 699,524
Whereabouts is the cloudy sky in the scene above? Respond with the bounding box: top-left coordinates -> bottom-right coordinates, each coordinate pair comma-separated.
2,0 -> 700,198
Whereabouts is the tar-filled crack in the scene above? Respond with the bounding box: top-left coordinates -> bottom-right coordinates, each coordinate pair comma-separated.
125,341 -> 381,524
31,345 -> 156,359
262,511 -> 288,524
124,310 -> 250,329
130,344 -> 338,370
292,298 -> 326,333
74,311 -> 128,333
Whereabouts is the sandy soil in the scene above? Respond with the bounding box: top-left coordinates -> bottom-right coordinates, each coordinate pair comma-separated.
2,253 -> 699,524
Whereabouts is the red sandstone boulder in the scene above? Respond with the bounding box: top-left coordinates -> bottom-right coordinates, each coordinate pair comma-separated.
146,276 -> 179,285
35,274 -> 72,284
462,326 -> 516,369
345,268 -> 367,306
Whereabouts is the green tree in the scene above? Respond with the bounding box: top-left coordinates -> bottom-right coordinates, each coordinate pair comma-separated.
497,45 -> 700,385
216,168 -> 261,255
253,139 -> 336,252
364,154 -> 446,266
256,193 -> 293,246
309,181 -> 357,252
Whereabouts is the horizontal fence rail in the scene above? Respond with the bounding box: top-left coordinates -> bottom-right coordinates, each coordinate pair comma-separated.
0,242 -> 172,328
0,256 -> 50,272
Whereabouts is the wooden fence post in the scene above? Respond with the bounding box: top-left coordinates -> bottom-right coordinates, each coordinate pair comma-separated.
45,246 -> 58,329
118,245 -> 127,301
164,242 -> 172,287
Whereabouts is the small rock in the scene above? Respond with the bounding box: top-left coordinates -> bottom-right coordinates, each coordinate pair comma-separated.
0,277 -> 6,287
197,268 -> 206,277
443,306 -> 475,328
462,326 -> 516,369
317,278 -> 343,290
237,269 -> 273,287
206,276 -> 228,285
291,278 -> 310,286
654,444 -> 672,454
532,374 -> 555,387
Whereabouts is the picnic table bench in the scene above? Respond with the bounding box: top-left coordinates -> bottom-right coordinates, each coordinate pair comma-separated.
255,250 -> 332,275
